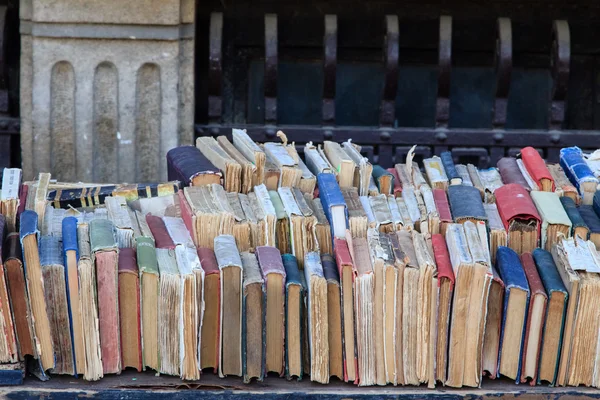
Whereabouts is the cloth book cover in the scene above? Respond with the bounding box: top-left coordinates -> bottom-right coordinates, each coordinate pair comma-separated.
282,254 -> 304,380
433,188 -> 452,223
166,145 -> 222,187
560,197 -> 587,236
494,183 -> 541,236
447,185 -> 486,223
498,157 -> 530,190
197,247 -> 220,373
578,205 -> 600,237
532,248 -> 568,386
432,234 -> 454,287
146,215 -> 176,249
240,252 -> 265,383
440,151 -> 461,184
560,146 -> 599,200
521,147 -> 555,191
117,248 -> 142,372
321,253 -> 343,381
496,246 -> 530,383
371,165 -> 394,194
519,252 -> 548,385
530,191 -> 572,250
317,173 -> 348,238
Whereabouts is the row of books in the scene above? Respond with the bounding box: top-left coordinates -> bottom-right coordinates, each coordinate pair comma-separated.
0,132 -> 599,388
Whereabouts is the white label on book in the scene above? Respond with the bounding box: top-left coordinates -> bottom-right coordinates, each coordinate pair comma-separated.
164,216 -> 194,247
214,235 -> 243,269
278,187 -> 302,217
1,168 -> 21,200
562,236 -> 597,271
254,184 -> 276,216
423,157 -> 447,183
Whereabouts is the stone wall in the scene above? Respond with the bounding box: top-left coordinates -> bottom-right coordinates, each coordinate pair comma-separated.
20,0 -> 195,182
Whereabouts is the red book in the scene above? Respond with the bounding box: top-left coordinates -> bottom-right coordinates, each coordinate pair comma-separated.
333,238 -> 358,383
521,147 -> 555,192
118,248 -> 142,371
145,214 -> 176,249
519,252 -> 548,385
387,168 -> 403,197
197,247 -> 220,373
433,189 -> 452,235
431,234 -> 454,384
494,183 -> 541,254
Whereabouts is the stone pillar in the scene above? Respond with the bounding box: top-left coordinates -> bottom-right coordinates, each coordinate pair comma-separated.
20,0 -> 195,182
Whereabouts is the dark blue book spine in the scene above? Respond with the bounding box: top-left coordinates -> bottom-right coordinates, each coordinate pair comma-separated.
316,173 -> 348,237
440,151 -> 461,183
61,216 -> 79,378
282,254 -> 303,380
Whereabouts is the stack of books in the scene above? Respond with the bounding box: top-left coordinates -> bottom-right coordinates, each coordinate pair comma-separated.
1,132 -> 600,388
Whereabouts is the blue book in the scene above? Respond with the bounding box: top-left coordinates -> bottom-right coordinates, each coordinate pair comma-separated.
496,246 -> 530,383
532,248 -> 568,386
440,151 -> 462,185
447,185 -> 487,223
282,254 -> 304,380
559,147 -> 598,200
317,173 -> 348,239
594,191 -> 600,218
62,217 -> 82,377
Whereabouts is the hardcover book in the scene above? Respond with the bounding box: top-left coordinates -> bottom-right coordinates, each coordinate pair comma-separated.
342,188 -> 368,239
240,252 -> 264,382
495,183 -> 541,254
1,168 -> 21,232
482,262 -> 504,379
196,136 -> 242,193
387,168 -> 403,197
521,147 -> 555,191
322,254 -> 343,380
560,197 -> 588,241
304,252 -> 329,384
317,173 -> 348,239
560,146 -> 599,205
455,164 -> 473,186
324,141 -> 355,188
548,163 -> 579,203
447,185 -> 487,224
269,190 -> 291,255
478,167 -> 504,203
217,135 -> 255,194
198,247 -> 220,373
282,254 -> 304,380
166,145 -> 222,187
136,236 -> 160,372
440,152 -> 461,185
423,156 -> 449,190
118,248 -> 142,372
0,218 -> 17,366
232,128 -> 265,187
484,203 -> 507,263
433,189 -> 452,235
498,157 -> 530,190
304,142 -> 334,177
306,196 -> 333,254
372,165 -> 394,195
530,191 -> 572,251
263,140 -> 302,188
578,205 -> 600,248
342,140 -> 372,196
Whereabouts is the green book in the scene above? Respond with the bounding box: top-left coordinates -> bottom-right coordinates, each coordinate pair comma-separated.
136,236 -> 160,372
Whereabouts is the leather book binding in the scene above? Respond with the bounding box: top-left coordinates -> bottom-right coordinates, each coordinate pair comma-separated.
166,145 -> 222,187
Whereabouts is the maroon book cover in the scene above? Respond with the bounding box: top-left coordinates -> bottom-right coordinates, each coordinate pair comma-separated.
145,214 -> 176,249
118,248 -> 142,372
494,183 -> 541,239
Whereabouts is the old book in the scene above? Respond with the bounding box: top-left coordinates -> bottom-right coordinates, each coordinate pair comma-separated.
517,159 -> 539,190
232,128 -> 265,187
269,190 -> 291,255
520,252 -> 548,385
278,187 -> 306,266
412,231 -> 438,387
295,158 -> 316,195
482,263 -> 504,379
304,142 -> 334,177
447,185 -> 487,225
532,248 -> 568,386
433,188 -> 452,235
402,186 -> 422,229
39,236 -> 74,375
76,222 -> 102,381
349,235 -> 375,386
368,176 -> 380,196
521,147 -> 554,191
90,219 -> 121,374
215,235 -> 243,377
196,136 -> 242,193
342,140 -> 373,196
478,167 -> 504,203
324,141 -> 355,189
136,236 -> 160,372
306,196 -> 333,254
293,189 -> 319,260
263,152 -> 281,190
366,229 -> 393,385
432,234 -> 454,384
61,217 -> 84,375
423,156 -> 449,190
118,248 -> 142,372
495,183 -> 541,254
105,196 -> 135,248
333,238 -> 357,383
317,173 -> 348,239
369,194 -> 394,233
184,185 -> 235,249
256,246 -> 286,376
174,246 -> 200,380
456,164 -> 473,186
372,165 -> 394,195
282,254 -> 304,380
387,194 -> 404,231
338,189 -> 365,239
578,205 -> 600,248
167,145 -> 222,187
251,184 -> 277,247
146,214 -> 176,249
321,254 -> 343,380
440,152 -> 461,185
420,185 -> 440,235
411,162 -> 428,190
560,197 -> 588,240
263,141 -> 302,188
386,232 -> 407,386
198,247 -> 220,372
3,233 -> 35,361
240,252 -> 264,382
395,163 -> 413,189
484,203 -> 507,263
548,163 -> 579,203
19,210 -> 54,374
217,136 -> 255,194
226,192 -> 252,252
496,246 -> 530,382
531,191 -> 572,251
393,197 -> 413,231
1,168 -> 21,232
359,196 -> 377,229
468,164 -> 485,199
0,218 -> 16,365
498,157 -> 530,190
561,147 -> 600,205
155,248 -> 181,376
26,173 -> 51,229
304,252 -> 329,383
387,168 -> 403,197
112,181 -> 180,202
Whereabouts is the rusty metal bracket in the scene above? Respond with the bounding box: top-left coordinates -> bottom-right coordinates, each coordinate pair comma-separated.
436,15 -> 452,129
323,15 -> 337,126
549,20 -> 570,131
492,17 -> 512,130
264,14 -> 278,127
380,15 -> 399,127
208,12 -> 223,124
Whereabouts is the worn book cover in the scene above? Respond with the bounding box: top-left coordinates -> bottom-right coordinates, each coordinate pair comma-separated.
521,147 -> 555,191
118,248 -> 142,372
282,254 -> 304,380
304,252 -> 329,384
317,173 -> 348,239
167,145 -> 222,187
531,191 -> 572,251
240,252 -> 264,383
440,152 -> 461,185
495,183 -> 541,254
